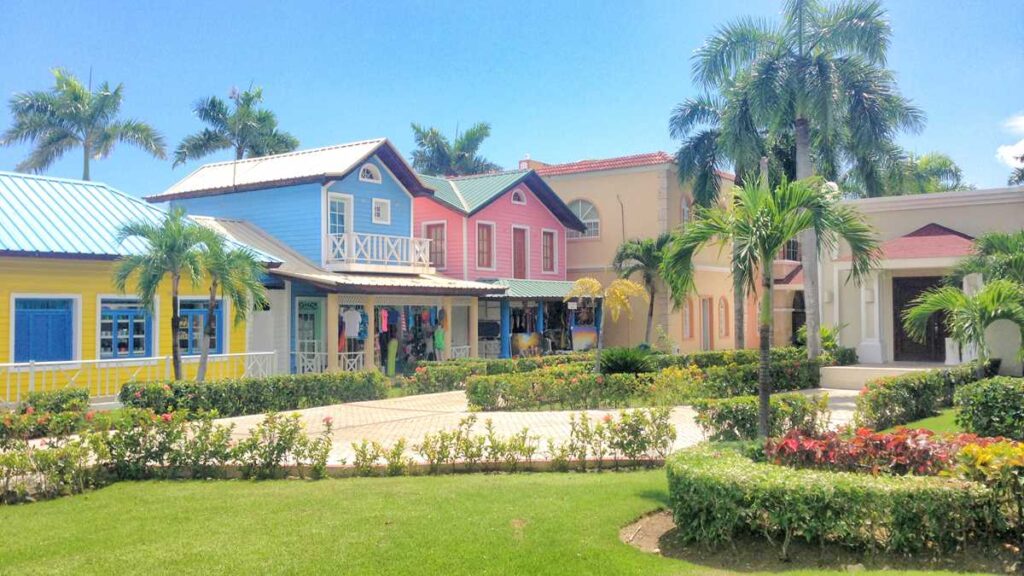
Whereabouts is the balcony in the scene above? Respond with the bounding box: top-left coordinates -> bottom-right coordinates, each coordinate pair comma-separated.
326,232 -> 434,274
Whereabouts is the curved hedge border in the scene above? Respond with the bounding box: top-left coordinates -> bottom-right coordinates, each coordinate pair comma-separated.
691,393 -> 830,440
120,371 -> 388,417
955,377 -> 1024,439
666,444 -> 996,555
854,364 -> 983,430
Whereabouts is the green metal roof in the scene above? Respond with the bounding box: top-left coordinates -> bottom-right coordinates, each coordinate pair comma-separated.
480,278 -> 582,300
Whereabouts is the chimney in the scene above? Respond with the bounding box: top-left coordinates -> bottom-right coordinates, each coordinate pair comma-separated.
519,153 -> 549,170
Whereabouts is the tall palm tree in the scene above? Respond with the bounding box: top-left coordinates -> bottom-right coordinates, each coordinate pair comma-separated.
1,68 -> 166,180
844,149 -> 969,196
114,207 -> 207,380
949,230 -> 1024,287
194,228 -> 268,382
693,0 -> 924,359
564,278 -> 648,373
662,178 -> 878,437
173,87 -> 298,167
613,233 -> 672,344
410,122 -> 500,176
904,280 -> 1024,378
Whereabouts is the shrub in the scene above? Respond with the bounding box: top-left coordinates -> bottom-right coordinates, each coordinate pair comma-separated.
599,347 -> 654,374
955,377 -> 1024,440
232,412 -> 333,480
119,371 -> 388,417
957,441 -> 1024,546
666,444 -> 996,556
21,388 -> 90,415
692,393 -> 830,441
465,367 -> 650,411
645,365 -> 706,405
823,347 -> 858,366
403,362 -> 487,394
702,357 -> 820,397
854,364 -> 981,430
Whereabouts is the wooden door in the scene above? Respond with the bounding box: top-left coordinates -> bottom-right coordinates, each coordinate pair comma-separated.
513,228 -> 527,279
700,297 -> 713,351
893,277 -> 946,362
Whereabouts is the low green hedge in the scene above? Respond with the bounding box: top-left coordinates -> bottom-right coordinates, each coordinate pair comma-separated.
691,392 -> 830,441
402,362 -> 488,394
955,377 -> 1024,440
21,388 -> 90,414
466,365 -> 653,410
854,364 -> 982,430
119,372 -> 389,417
666,444 -> 996,555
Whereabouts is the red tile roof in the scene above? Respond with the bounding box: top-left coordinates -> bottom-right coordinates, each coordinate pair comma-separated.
841,223 -> 974,261
534,152 -> 675,176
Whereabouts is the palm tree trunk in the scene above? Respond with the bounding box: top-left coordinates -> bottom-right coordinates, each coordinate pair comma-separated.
82,143 -> 91,181
196,283 -> 218,383
733,246 -> 745,349
795,117 -> 821,360
644,284 -> 656,345
170,274 -> 183,380
758,267 -> 774,438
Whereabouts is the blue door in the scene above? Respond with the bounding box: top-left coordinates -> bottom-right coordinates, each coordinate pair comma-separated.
14,298 -> 73,362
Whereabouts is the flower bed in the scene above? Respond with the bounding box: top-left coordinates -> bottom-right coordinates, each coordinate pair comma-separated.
119,371 -> 389,417
691,393 -> 830,441
666,443 -> 995,555
954,376 -> 1024,440
854,364 -> 982,430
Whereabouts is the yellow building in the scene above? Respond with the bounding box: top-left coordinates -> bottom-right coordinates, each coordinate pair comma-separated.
527,153 -> 754,352
0,172 -> 261,403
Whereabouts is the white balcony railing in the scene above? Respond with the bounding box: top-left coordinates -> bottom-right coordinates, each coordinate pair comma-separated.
0,352 -> 276,405
292,351 -> 366,374
328,232 -> 433,272
450,345 -> 471,359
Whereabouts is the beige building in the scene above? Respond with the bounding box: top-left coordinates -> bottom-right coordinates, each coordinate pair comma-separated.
525,153 -> 754,352
822,187 -> 1024,376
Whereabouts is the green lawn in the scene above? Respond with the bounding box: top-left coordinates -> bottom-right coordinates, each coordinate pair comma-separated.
0,472 -> 997,575
885,409 -> 964,434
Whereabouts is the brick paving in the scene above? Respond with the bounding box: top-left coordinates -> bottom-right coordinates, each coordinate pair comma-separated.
217,387 -> 856,465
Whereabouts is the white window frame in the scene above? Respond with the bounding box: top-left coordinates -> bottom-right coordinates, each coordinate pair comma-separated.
718,297 -> 729,338
9,293 -> 83,367
421,220 -> 448,271
567,198 -> 600,240
358,163 -> 382,184
95,294 -> 161,365
372,198 -> 392,225
541,228 -> 558,274
511,225 -> 530,278
476,221 -> 497,271
510,189 -> 527,205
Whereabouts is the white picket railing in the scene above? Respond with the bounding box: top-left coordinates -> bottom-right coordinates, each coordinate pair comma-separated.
0,352 -> 276,404
479,340 -> 501,359
328,232 -> 432,269
450,345 -> 471,359
339,351 -> 365,372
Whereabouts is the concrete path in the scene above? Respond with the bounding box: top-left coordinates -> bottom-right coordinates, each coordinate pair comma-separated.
217,387 -> 857,465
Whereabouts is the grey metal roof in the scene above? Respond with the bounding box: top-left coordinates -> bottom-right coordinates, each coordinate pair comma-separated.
479,278 -> 583,300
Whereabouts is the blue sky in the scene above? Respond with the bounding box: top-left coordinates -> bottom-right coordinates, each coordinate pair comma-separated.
2,0 -> 1022,197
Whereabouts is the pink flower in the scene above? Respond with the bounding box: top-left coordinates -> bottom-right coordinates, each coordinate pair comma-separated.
161,413 -> 173,423
602,414 -> 613,424
85,411 -> 95,422
162,384 -> 171,392
323,416 -> 334,427
25,406 -> 35,415
134,390 -> 142,399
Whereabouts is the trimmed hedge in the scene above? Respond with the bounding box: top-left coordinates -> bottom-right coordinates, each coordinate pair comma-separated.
854,364 -> 982,430
666,444 -> 996,555
466,365 -> 653,411
955,377 -> 1024,440
21,388 -> 90,414
691,393 -> 830,441
119,372 -> 389,417
402,362 -> 487,394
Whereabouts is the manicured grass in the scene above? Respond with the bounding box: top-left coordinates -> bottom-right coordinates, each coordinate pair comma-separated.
0,472 -> 995,575
885,408 -> 964,434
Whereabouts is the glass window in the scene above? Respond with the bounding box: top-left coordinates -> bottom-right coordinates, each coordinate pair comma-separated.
681,200 -> 692,223
718,298 -> 729,338
781,239 -> 801,261
359,163 -> 382,183
425,223 -> 446,269
328,195 -> 348,235
542,230 -> 556,273
511,190 -> 526,205
566,199 -> 600,239
477,223 -> 494,269
100,299 -> 152,359
13,298 -> 74,362
372,198 -> 391,225
178,300 -> 223,356
682,299 -> 692,339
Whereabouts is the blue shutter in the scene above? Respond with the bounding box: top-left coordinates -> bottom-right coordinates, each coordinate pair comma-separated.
14,300 -> 73,362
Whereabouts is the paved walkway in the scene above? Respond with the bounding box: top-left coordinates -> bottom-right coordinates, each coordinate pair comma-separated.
217,387 -> 858,465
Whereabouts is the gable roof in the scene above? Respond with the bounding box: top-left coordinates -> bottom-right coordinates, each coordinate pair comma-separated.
147,138 -> 432,202
418,170 -> 586,232
478,278 -> 582,300
839,223 -> 975,262
0,171 -> 276,262
534,152 -> 675,177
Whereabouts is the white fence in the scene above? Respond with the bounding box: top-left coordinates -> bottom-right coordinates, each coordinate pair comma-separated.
0,352 -> 276,404
292,351 -> 366,374
328,232 -> 431,268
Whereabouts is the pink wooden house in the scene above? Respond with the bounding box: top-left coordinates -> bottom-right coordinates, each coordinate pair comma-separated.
414,170 -> 589,357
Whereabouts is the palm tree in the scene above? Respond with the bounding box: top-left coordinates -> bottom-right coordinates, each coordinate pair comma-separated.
1009,155 -> 1024,186
845,150 -> 969,196
173,87 -> 298,167
194,228 -> 268,382
613,234 -> 672,345
949,230 -> 1024,287
114,207 -> 206,380
410,122 -> 500,176
693,0 -> 924,360
662,178 -> 878,437
1,68 -> 166,180
564,278 -> 648,373
903,280 -> 1024,378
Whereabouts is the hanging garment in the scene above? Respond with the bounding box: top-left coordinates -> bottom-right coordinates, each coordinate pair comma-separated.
380,308 -> 389,332
434,327 -> 446,351
342,309 -> 362,338
437,307 -> 446,327
387,338 -> 398,377
358,310 -> 368,340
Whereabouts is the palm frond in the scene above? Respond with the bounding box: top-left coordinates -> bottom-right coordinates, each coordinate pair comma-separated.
693,16 -> 780,86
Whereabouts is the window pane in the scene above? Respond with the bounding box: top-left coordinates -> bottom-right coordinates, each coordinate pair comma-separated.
329,197 -> 347,235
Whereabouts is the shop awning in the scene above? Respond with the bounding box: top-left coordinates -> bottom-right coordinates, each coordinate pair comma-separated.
479,278 -> 595,300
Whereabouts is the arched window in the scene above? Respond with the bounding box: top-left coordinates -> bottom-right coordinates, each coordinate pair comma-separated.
358,163 -> 382,184
567,199 -> 600,239
511,189 -> 526,205
718,297 -> 729,338
682,298 -> 693,339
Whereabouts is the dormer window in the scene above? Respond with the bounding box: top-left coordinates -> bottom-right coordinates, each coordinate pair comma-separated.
359,163 -> 382,184
511,189 -> 526,205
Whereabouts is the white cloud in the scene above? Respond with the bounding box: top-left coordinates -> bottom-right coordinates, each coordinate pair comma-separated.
1006,114 -> 1024,134
996,139 -> 1024,168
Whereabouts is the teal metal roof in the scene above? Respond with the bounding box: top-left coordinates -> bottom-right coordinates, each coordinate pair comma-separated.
0,171 -> 276,262
480,278 -> 582,300
417,170 -> 586,231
